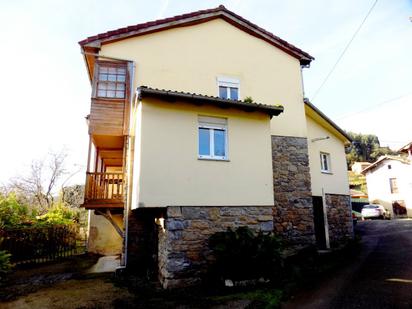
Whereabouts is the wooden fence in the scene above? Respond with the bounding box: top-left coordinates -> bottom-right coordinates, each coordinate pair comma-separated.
0,224 -> 85,264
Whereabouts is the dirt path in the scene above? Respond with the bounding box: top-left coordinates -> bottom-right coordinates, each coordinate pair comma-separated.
1,277 -> 133,309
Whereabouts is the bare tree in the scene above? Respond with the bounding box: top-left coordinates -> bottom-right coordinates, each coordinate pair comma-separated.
9,150 -> 69,213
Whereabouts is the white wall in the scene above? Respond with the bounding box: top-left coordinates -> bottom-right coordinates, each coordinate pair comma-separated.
365,159 -> 412,216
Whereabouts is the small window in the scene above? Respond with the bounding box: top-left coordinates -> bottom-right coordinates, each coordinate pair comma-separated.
388,164 -> 392,170
320,152 -> 331,173
217,77 -> 239,100
96,64 -> 127,99
198,116 -> 228,160
389,178 -> 399,194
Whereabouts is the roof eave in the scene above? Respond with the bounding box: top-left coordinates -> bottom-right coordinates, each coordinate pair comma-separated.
79,6 -> 314,64
304,98 -> 352,144
137,86 -> 284,117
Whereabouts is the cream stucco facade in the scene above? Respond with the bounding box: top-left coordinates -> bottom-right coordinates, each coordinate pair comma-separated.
99,18 -> 307,138
88,212 -> 123,255
80,7 -> 353,265
306,115 -> 350,196
132,98 -> 274,208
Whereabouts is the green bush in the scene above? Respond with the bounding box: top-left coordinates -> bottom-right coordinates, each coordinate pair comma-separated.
36,203 -> 79,226
0,238 -> 12,281
0,193 -> 32,229
209,227 -> 283,282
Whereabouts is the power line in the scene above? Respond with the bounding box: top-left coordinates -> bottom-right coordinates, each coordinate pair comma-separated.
312,0 -> 378,100
335,92 -> 412,120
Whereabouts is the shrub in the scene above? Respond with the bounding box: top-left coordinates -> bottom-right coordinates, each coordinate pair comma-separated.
209,227 -> 283,282
0,238 -> 12,281
0,193 -> 32,229
35,203 -> 79,226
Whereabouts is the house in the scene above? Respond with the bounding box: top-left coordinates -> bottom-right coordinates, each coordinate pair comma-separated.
362,155 -> 412,218
79,5 -> 353,288
351,162 -> 372,175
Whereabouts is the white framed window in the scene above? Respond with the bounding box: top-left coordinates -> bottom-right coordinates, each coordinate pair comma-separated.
217,76 -> 239,100
320,152 -> 331,173
198,116 -> 228,160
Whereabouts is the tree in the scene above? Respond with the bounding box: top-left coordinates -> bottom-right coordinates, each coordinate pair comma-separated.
8,150 -> 81,214
60,184 -> 84,209
345,132 -> 397,168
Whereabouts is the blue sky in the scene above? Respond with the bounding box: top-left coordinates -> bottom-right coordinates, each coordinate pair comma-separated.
0,0 -> 411,185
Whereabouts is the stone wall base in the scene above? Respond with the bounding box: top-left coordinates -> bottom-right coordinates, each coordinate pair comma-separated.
158,206 -> 274,289
271,135 -> 315,248
127,208 -> 165,276
325,194 -> 353,246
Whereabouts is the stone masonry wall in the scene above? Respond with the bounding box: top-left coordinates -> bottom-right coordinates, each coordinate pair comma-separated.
325,194 -> 353,246
158,206 -> 274,289
271,135 -> 315,248
127,208 -> 164,276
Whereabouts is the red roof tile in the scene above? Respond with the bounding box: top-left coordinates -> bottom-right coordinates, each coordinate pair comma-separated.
79,5 -> 313,64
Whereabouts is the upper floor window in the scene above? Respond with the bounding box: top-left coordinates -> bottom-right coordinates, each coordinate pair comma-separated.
198,116 -> 228,160
96,64 -> 127,99
320,152 -> 331,173
217,76 -> 239,100
389,178 -> 399,194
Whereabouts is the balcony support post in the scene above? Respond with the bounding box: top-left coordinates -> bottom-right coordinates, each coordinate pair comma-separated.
96,209 -> 124,238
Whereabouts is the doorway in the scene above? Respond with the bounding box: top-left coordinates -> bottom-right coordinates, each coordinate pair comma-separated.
313,196 -> 327,249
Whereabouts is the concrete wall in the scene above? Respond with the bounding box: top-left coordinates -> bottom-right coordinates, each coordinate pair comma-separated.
365,160 -> 412,217
306,115 -> 349,196
132,98 -> 274,208
100,18 -> 307,138
87,211 -> 123,255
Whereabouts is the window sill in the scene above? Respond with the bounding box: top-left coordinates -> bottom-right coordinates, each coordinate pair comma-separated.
321,170 -> 333,175
92,97 -> 125,101
198,157 -> 230,162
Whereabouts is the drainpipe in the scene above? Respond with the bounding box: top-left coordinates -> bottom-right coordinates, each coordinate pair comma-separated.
322,188 -> 331,249
123,61 -> 136,267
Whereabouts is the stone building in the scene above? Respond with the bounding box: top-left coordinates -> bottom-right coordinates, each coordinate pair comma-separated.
79,6 -> 353,288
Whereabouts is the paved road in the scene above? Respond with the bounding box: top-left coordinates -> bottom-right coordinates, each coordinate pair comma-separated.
284,219 -> 412,309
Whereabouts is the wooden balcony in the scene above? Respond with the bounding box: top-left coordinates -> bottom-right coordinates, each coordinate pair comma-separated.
83,172 -> 125,209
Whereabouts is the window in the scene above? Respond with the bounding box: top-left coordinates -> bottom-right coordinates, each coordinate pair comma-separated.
388,164 -> 392,170
96,64 -> 127,99
217,76 -> 239,100
198,116 -> 228,160
320,152 -> 331,173
389,178 -> 399,194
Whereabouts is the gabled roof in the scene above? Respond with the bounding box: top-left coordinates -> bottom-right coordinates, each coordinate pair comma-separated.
79,5 -> 314,65
137,86 -> 284,118
361,155 -> 410,174
304,98 -> 352,144
399,141 -> 412,153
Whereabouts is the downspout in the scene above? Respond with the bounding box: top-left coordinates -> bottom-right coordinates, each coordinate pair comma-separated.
122,61 -> 136,267
81,48 -> 137,268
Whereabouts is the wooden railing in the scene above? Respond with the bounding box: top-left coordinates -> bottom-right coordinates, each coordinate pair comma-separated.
85,172 -> 124,201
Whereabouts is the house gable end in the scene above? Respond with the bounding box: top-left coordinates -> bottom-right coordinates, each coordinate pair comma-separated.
79,6 -> 313,65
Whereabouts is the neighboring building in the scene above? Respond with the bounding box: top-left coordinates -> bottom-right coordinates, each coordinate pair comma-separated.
79,6 -> 353,288
362,155 -> 412,218
351,162 -> 372,175
399,141 -> 412,159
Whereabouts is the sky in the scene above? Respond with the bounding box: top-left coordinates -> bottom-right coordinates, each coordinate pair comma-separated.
0,0 -> 411,186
